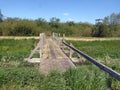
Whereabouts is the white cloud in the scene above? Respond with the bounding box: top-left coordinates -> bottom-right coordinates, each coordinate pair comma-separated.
68,18 -> 73,21
63,13 -> 69,16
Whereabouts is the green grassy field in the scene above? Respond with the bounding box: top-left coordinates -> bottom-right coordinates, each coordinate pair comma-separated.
67,40 -> 120,59
0,39 -> 120,90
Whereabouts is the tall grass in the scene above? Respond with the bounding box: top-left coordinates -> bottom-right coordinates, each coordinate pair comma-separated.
67,40 -> 120,59
0,39 -> 35,63
0,39 -> 42,89
0,39 -> 120,90
0,67 -> 43,90
1,66 -> 120,90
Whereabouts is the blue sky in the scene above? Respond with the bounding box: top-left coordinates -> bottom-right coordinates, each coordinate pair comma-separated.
0,0 -> 120,23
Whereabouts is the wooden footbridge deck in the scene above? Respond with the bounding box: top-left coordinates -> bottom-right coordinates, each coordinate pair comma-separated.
39,38 -> 75,73
25,33 -> 120,81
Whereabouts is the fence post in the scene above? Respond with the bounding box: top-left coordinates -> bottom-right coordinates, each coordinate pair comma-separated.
63,34 -> 65,41
58,33 -> 61,46
59,33 -> 60,37
77,53 -> 83,63
56,33 -> 58,43
39,33 -> 42,58
69,43 -> 74,58
53,32 -> 55,39
39,33 -> 41,40
39,33 -> 44,58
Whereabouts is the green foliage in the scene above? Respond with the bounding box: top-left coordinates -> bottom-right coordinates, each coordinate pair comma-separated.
49,17 -> 60,29
64,66 -> 108,90
103,12 -> 120,24
67,40 -> 120,59
13,24 -> 32,36
0,10 -> 3,22
91,12 -> 120,37
66,40 -> 120,89
0,17 -> 94,37
0,67 -> 41,87
92,22 -> 118,37
0,11 -> 120,37
41,71 -> 66,90
0,39 -> 35,62
0,27 -> 2,35
0,39 -> 120,89
0,65 -> 119,90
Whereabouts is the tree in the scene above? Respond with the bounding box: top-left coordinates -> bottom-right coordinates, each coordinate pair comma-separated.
110,13 -> 117,24
116,13 -> 120,24
13,24 -> 32,36
0,10 -> 3,22
66,21 -> 75,26
35,18 -> 46,26
92,19 -> 106,37
103,16 -> 109,24
103,13 -> 120,25
49,17 -> 60,28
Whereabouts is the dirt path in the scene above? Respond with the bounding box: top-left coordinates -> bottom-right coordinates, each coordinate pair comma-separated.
39,38 -> 75,74
64,37 -> 120,41
1,36 -> 119,41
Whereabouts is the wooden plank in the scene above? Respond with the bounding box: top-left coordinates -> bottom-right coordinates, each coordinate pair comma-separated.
63,41 -> 120,81
28,58 -> 40,63
39,39 -> 75,74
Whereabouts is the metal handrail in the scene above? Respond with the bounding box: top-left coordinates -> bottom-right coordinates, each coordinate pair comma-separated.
62,41 -> 120,81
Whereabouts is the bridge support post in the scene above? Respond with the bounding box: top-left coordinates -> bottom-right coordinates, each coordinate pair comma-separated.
77,54 -> 83,63
39,33 -> 42,58
53,32 -> 55,37
63,34 -> 65,41
58,33 -> 61,46
61,34 -> 64,50
59,33 -> 60,37
39,33 -> 44,58
69,43 -> 74,58
52,32 -> 55,40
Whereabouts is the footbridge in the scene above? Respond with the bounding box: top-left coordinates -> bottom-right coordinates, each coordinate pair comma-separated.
25,33 -> 120,81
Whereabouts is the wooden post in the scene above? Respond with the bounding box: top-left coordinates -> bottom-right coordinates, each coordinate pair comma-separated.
39,49 -> 42,58
39,33 -> 44,58
69,43 -> 74,58
59,33 -> 60,37
58,33 -> 61,46
39,33 -> 42,58
77,54 -> 83,63
62,34 -> 65,42
53,32 -> 55,39
39,33 -> 41,40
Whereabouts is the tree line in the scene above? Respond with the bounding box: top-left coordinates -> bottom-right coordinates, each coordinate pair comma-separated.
92,12 -> 120,37
0,10 -> 120,37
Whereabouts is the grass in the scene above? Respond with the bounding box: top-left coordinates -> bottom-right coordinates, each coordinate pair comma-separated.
67,40 -> 120,59
67,40 -> 120,69
0,67 -> 41,87
0,66 -> 120,90
0,39 -> 35,62
0,39 -> 120,90
0,39 -> 42,89
66,40 -> 120,89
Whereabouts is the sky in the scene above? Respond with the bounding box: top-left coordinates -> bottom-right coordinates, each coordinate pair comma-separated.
0,0 -> 120,24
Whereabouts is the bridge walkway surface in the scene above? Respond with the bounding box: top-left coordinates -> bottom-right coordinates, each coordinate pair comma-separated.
39,38 -> 75,74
